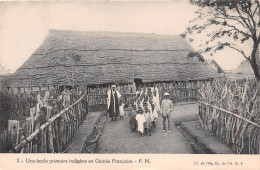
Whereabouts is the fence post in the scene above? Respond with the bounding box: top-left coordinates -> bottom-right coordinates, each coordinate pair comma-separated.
197,103 -> 204,127
8,120 -> 20,150
22,117 -> 34,153
0,130 -> 8,152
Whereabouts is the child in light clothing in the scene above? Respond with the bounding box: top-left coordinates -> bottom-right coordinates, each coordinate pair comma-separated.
151,103 -> 158,131
119,101 -> 125,120
136,109 -> 146,137
144,106 -> 152,136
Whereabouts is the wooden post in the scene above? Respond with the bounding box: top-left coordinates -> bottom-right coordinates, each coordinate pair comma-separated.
42,128 -> 47,153
8,120 -> 20,150
23,117 -> 34,153
197,104 -> 204,127
30,107 -> 36,117
54,119 -> 60,153
0,130 -> 8,152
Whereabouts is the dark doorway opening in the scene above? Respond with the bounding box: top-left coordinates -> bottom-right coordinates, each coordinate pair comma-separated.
134,78 -> 143,89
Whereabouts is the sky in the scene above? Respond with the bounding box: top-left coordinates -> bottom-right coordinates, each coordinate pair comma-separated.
0,1 -> 245,73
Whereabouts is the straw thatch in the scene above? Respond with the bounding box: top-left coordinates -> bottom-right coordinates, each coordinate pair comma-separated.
235,59 -> 255,79
207,59 -> 224,73
8,30 -> 219,87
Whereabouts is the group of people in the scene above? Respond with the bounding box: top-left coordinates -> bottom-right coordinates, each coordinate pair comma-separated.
107,84 -> 174,137
128,86 -> 160,136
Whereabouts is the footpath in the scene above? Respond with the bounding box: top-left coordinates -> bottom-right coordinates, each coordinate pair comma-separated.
65,103 -> 233,154
96,111 -> 194,154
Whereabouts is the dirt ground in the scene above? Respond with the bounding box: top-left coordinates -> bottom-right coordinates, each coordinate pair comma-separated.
96,104 -> 197,153
171,103 -> 198,125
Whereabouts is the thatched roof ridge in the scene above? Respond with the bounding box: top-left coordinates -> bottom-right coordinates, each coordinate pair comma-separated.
235,59 -> 255,76
8,30 -> 219,87
207,59 -> 224,73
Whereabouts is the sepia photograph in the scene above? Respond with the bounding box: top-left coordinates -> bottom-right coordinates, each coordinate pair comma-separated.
0,0 -> 259,164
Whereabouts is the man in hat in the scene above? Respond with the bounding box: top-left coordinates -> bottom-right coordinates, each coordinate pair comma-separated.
107,84 -> 121,121
161,92 -> 173,132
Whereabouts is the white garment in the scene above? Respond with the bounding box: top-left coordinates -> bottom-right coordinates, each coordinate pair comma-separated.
136,114 -> 146,133
119,103 -> 125,116
151,94 -> 156,106
151,108 -> 158,121
154,87 -> 160,111
107,90 -> 122,111
148,102 -> 152,114
140,99 -> 144,111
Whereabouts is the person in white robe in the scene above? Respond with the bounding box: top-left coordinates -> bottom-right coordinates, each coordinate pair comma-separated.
107,84 -> 122,121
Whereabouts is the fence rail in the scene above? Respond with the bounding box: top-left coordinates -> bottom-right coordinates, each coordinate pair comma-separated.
198,101 -> 260,128
8,91 -> 88,153
198,101 -> 260,154
87,87 -> 199,112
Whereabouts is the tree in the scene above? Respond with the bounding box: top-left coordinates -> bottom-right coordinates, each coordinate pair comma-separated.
183,0 -> 260,80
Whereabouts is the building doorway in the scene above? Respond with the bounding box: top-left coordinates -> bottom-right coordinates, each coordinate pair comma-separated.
134,78 -> 143,89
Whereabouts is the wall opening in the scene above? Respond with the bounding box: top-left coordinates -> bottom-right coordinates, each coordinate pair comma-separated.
134,78 -> 143,89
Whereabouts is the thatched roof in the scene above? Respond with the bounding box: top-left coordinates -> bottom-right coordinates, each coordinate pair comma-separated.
234,59 -> 255,79
235,60 -> 254,74
207,59 -> 224,73
8,30 -> 219,87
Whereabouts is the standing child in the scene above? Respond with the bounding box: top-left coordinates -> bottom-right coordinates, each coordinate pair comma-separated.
128,100 -> 137,132
143,104 -> 152,136
119,100 -> 125,120
136,109 -> 146,137
151,103 -> 158,131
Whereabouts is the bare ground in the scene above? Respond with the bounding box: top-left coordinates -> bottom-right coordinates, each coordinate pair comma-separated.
96,104 -> 197,153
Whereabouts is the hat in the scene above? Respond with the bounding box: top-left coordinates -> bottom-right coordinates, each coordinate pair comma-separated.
111,85 -> 116,88
164,92 -> 170,96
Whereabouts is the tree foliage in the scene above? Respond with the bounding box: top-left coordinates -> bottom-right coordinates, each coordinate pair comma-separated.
184,0 -> 260,80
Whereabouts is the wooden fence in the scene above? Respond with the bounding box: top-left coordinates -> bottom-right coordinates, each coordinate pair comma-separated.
0,130 -> 8,152
87,94 -> 107,112
197,78 -> 260,154
198,101 -> 260,154
153,80 -> 206,104
86,80 -> 206,112
7,91 -> 88,153
86,83 -> 136,112
166,87 -> 198,103
0,80 -> 208,152
87,93 -> 136,112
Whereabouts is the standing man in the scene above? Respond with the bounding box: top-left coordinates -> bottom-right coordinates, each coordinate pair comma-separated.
161,92 -> 173,133
107,84 -> 121,121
